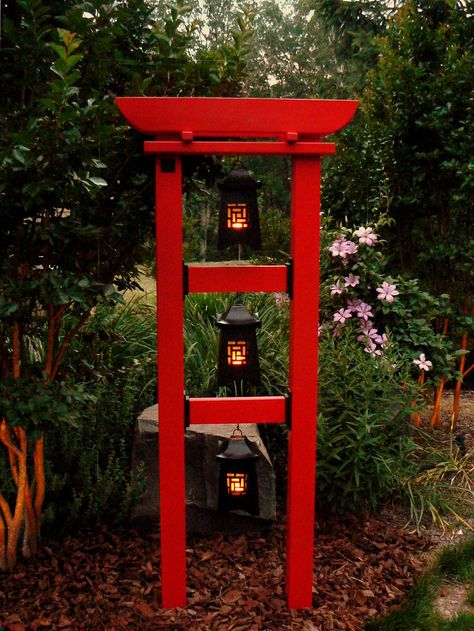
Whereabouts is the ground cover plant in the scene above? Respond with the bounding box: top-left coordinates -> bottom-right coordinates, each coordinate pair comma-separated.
367,537 -> 474,631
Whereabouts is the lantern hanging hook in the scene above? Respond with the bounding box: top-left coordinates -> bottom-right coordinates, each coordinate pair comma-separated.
232,424 -> 243,437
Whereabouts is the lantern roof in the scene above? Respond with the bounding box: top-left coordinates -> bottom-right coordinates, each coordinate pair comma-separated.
216,435 -> 259,461
216,304 -> 261,329
218,166 -> 261,191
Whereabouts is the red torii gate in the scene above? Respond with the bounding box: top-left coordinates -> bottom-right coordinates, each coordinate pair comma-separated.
116,97 -> 357,609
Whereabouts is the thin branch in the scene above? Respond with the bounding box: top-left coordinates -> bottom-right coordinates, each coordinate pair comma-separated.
50,309 -> 91,381
0,513 -> 6,571
18,428 -> 37,555
33,436 -> 45,536
463,363 -> 474,379
0,491 -> 12,526
12,323 -> 20,378
0,421 -> 22,459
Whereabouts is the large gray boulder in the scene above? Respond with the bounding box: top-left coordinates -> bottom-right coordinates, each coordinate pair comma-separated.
131,404 -> 276,534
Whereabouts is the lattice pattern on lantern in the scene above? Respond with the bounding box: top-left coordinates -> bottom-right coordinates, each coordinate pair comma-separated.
227,203 -> 248,230
226,472 -> 247,496
227,340 -> 247,366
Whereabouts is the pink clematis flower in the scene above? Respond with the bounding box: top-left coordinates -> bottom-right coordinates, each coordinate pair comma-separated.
376,281 -> 399,303
354,226 -> 378,246
333,308 -> 353,325
364,340 -> 382,357
374,333 -> 388,348
328,237 -> 358,259
346,298 -> 362,312
330,280 -> 344,295
356,301 -> 374,321
344,273 -> 360,288
358,323 -> 379,341
343,240 -> 358,256
328,238 -> 347,258
413,353 -> 433,371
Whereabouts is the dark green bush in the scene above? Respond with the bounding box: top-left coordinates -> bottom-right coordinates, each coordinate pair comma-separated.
317,325 -> 417,513
42,299 -> 156,534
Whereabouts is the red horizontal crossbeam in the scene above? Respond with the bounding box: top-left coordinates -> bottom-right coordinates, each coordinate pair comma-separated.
116,97 -> 358,139
144,141 -> 335,155
188,396 -> 287,425
187,265 -> 288,293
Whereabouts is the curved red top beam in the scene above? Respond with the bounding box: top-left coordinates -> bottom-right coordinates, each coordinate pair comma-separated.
115,97 -> 358,139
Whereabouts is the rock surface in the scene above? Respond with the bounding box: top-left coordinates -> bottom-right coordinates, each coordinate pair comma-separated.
131,404 -> 276,534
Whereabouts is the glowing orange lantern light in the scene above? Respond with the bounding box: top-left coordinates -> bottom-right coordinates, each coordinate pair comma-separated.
216,427 -> 259,514
216,304 -> 261,387
217,166 -> 261,250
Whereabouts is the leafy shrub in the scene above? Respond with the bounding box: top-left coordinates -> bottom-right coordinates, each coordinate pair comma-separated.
317,325 -> 417,513
42,299 -> 156,534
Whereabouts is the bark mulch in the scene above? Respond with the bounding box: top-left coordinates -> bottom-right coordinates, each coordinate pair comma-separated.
0,514 -> 431,631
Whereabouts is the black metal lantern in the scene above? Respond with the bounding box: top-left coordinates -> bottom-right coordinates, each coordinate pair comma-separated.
216,304 -> 261,387
217,166 -> 262,250
216,427 -> 259,515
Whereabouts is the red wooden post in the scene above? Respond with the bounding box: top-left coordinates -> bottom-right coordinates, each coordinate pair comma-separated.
286,157 -> 321,608
155,157 -> 187,607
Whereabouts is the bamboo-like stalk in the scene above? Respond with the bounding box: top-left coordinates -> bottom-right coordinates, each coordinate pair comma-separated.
3,323 -> 28,569
6,441 -> 27,571
430,319 -> 450,429
463,363 -> 474,379
0,491 -> 13,526
12,322 -> 20,378
50,309 -> 90,381
0,513 -> 6,571
0,422 -> 22,460
18,428 -> 37,557
1,418 -> 27,572
0,492 -> 12,569
1,305 -> 91,569
44,307 -> 57,377
5,426 -> 19,487
410,370 -> 425,427
452,333 -> 468,430
430,376 -> 446,429
33,436 -> 45,541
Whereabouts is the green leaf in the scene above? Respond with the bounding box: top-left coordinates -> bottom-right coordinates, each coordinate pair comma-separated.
88,176 -> 107,187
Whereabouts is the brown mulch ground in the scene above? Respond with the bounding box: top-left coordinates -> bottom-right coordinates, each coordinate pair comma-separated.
0,514 -> 431,631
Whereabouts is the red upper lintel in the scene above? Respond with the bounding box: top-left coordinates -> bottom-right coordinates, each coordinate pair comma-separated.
115,97 -> 358,140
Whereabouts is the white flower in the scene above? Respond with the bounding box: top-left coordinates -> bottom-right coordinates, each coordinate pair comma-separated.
413,353 -> 433,371
354,226 -> 378,246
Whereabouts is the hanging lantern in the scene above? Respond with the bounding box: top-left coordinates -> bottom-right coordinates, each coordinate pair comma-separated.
216,427 -> 259,515
217,165 -> 262,250
216,304 -> 261,387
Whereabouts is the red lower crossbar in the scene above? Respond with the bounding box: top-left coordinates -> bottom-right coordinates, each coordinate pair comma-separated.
188,396 -> 287,425
187,264 -> 288,293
